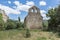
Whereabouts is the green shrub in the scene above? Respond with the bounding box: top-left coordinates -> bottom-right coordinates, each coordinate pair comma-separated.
6,20 -> 17,30
16,22 -> 25,30
0,20 -> 5,30
25,29 -> 31,38
0,14 -> 5,30
16,22 -> 21,29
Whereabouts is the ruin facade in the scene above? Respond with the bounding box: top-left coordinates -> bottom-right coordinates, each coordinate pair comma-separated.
24,6 -> 43,29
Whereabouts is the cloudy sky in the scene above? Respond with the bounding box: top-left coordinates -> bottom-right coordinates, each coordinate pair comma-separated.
0,0 -> 60,22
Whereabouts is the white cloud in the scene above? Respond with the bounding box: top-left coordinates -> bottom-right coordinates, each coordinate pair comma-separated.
26,1 -> 35,6
13,1 -> 34,12
0,0 -> 35,20
43,17 -> 50,20
13,1 -> 48,20
21,19 -> 24,22
13,1 -> 20,6
39,1 -> 46,6
40,10 -> 46,14
0,4 -> 20,15
8,1 -> 11,4
40,10 -> 46,17
40,10 -> 49,20
0,1 -> 48,20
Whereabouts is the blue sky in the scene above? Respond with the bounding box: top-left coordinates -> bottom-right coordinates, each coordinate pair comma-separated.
0,0 -> 60,22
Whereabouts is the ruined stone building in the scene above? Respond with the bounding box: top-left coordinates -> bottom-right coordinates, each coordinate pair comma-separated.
24,6 -> 43,29
0,9 -> 8,22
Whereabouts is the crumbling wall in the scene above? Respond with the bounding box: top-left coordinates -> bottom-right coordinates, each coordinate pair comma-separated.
24,6 -> 43,29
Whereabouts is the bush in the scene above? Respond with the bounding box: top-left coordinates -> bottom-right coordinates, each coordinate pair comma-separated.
42,22 -> 48,31
25,29 -> 31,38
16,22 -> 25,29
16,22 -> 21,29
6,20 -> 17,30
0,20 -> 5,30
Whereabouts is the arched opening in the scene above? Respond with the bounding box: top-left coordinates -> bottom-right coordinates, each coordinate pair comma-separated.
30,9 -> 37,13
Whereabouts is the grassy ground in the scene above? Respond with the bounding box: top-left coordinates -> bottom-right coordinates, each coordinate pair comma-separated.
0,29 -> 60,40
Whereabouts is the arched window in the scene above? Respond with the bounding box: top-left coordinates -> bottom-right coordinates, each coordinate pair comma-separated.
30,9 -> 37,13
35,9 -> 37,13
31,9 -> 34,12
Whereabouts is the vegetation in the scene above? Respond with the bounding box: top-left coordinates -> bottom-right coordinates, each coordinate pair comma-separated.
16,17 -> 24,29
0,13 -> 5,30
43,20 -> 48,31
25,29 -> 31,38
6,19 -> 17,30
16,17 -> 21,29
0,20 -> 5,30
0,30 -> 59,40
46,5 -> 60,32
0,13 -> 2,20
0,14 -> 24,30
0,4 -> 60,40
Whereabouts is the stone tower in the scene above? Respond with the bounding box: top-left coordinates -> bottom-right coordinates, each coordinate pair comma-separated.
24,6 -> 43,29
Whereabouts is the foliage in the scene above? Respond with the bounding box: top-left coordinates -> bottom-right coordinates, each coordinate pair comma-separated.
0,13 -> 5,30
25,29 -> 31,38
16,17 -> 21,29
16,22 -> 21,29
0,13 -> 2,20
43,20 -> 48,31
16,22 -> 24,29
6,19 -> 17,30
0,20 -> 5,30
47,5 -> 60,32
46,7 -> 57,31
18,17 -> 20,22
6,19 -> 25,30
16,17 -> 25,29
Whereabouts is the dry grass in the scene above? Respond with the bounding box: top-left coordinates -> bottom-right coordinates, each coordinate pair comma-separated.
0,29 -> 60,40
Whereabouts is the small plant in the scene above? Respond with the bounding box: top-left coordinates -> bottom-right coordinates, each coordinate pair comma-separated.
25,28 -> 31,38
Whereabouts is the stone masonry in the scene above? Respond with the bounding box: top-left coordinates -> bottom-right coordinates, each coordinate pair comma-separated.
24,6 -> 43,29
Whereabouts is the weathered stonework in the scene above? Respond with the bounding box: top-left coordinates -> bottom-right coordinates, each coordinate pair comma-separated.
24,6 -> 43,29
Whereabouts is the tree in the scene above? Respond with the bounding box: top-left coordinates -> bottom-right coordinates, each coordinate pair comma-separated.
0,13 -> 3,20
18,17 -> 20,22
16,17 -> 25,29
0,20 -> 5,30
16,17 -> 21,29
55,5 -> 60,32
47,9 -> 56,30
46,7 -> 57,31
47,5 -> 60,32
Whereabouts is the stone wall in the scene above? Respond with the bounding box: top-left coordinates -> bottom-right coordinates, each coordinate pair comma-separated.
24,6 -> 43,29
